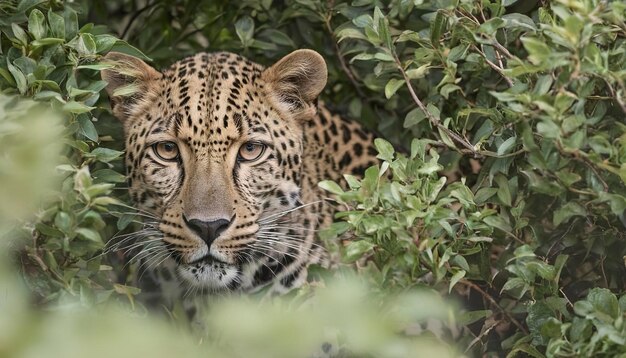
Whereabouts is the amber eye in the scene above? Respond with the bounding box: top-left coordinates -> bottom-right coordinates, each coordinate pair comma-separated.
152,141 -> 180,161
238,142 -> 266,162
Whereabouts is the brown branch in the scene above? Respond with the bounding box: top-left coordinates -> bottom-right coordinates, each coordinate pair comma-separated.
459,279 -> 529,334
473,45 -> 513,87
601,77 -> 626,115
393,54 -> 483,158
578,157 -> 609,193
491,40 -> 514,59
554,141 -> 610,192
121,1 -> 158,40
465,319 -> 501,353
323,13 -> 367,99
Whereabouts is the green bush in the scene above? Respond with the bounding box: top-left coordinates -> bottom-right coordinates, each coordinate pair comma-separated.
1,0 -> 625,357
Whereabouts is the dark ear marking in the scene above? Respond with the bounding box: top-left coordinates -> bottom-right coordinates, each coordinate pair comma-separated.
101,52 -> 162,121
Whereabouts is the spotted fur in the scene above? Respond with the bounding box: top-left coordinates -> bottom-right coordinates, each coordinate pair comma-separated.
102,50 -> 377,299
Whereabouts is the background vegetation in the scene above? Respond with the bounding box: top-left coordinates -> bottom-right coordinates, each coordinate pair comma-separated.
1,0 -> 625,356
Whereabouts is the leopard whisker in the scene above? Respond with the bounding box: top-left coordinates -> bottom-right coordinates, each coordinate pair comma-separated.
117,238 -> 164,254
136,249 -> 170,274
250,243 -> 306,262
105,237 -> 162,256
251,238 -> 314,257
259,225 -> 318,232
258,201 -> 322,224
256,234 -> 325,250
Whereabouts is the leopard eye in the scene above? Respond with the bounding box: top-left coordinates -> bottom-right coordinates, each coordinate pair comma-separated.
153,141 -> 180,161
238,142 -> 266,162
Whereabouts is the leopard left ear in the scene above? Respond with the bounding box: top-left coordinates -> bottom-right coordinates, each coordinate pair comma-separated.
101,52 -> 161,121
262,49 -> 327,113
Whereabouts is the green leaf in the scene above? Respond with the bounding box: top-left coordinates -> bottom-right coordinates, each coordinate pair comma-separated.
318,180 -> 344,195
84,184 -> 115,200
478,18 -> 505,35
17,0 -> 47,12
502,13 -> 536,31
506,344 -> 544,358
374,138 -> 395,161
87,148 -> 124,163
404,107 -> 426,128
384,78 -> 405,99
335,28 -> 368,42
458,310 -> 492,326
93,169 -> 126,184
495,175 -> 512,206
345,240 -> 376,262
73,33 -> 97,55
63,7 -> 78,40
54,211 -> 72,233
405,63 -> 430,79
95,34 -> 118,53
75,227 -> 102,243
475,187 -> 498,204
7,60 -> 27,94
521,37 -> 551,63
11,23 -> 29,44
483,215 -> 512,233
440,84 -> 460,99
540,317 -> 562,339
352,14 -> 373,28
501,277 -> 525,293
28,9 -> 46,40
48,9 -> 65,39
78,115 -> 98,142
587,288 -> 619,319
430,10 -> 445,48
31,37 -> 64,47
374,7 -> 392,50
63,101 -> 95,114
497,136 -> 517,156
527,261 -> 555,281
553,202 -> 587,226
426,103 -> 440,120
0,68 -> 16,87
448,270 -> 466,293
235,16 -> 255,47
116,214 -> 136,231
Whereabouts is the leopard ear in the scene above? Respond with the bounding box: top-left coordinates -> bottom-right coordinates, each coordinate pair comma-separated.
262,49 -> 327,114
101,52 -> 161,121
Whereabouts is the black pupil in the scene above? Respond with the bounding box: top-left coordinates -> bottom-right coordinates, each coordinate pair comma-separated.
246,143 -> 255,152
164,143 -> 174,152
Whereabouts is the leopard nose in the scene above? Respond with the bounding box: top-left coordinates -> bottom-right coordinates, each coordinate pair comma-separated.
183,215 -> 231,248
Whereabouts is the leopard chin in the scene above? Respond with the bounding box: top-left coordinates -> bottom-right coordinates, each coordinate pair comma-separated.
177,258 -> 240,291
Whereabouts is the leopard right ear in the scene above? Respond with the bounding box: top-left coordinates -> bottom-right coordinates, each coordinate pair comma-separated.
101,52 -> 161,121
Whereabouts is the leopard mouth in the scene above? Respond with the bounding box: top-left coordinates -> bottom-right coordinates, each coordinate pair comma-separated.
188,253 -> 227,266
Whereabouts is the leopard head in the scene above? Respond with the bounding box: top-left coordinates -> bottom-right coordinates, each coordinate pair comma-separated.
102,50 -> 327,291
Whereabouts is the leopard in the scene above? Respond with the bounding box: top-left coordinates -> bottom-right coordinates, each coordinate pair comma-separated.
101,49 -> 378,307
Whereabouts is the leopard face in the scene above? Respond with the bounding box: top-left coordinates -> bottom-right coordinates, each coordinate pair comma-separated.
102,50 -> 327,291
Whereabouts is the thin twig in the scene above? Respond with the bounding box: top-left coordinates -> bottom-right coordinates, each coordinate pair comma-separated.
459,279 -> 529,335
554,141 -> 610,192
393,53 -> 483,157
465,319 -> 501,353
323,13 -> 366,99
575,155 -> 608,192
473,45 -> 513,87
121,1 -> 158,40
601,77 -> 626,115
490,40 -> 514,59
560,288 -> 574,308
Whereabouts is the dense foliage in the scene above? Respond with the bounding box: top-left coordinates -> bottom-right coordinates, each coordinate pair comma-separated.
1,0 -> 625,357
